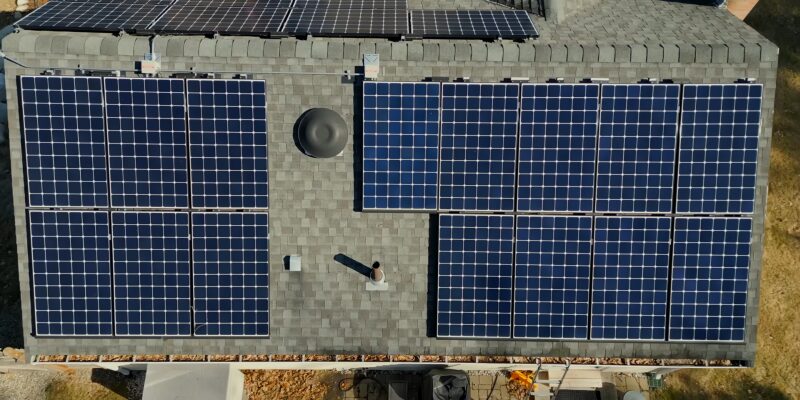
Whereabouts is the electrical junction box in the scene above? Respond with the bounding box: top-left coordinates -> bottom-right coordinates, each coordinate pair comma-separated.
139,53 -> 162,74
363,53 -> 380,80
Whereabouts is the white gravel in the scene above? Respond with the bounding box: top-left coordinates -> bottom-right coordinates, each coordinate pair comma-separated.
0,369 -> 57,400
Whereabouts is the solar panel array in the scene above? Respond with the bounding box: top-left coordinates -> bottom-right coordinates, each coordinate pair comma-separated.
596,84 -> 680,213
437,215 -> 514,338
187,79 -> 269,209
21,77 -> 271,337
670,218 -> 751,341
29,211 -> 113,336
517,84 -> 599,213
410,10 -> 539,39
362,82 -> 440,211
17,0 -> 540,39
20,76 -> 108,208
409,82 -> 763,342
676,84 -> 763,214
439,83 -> 519,212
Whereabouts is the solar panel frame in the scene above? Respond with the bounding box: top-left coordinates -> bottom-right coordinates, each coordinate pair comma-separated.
192,212 -> 270,337
513,215 -> 592,340
187,79 -> 269,210
362,81 -> 441,211
591,216 -> 671,341
595,84 -> 681,214
675,84 -> 763,215
669,217 -> 752,342
517,83 -> 600,213
439,83 -> 519,212
150,0 -> 290,35
29,210 -> 113,337
111,211 -> 192,337
409,10 -> 539,39
437,214 -> 514,339
281,7 -> 409,37
20,76 -> 109,208
16,0 -> 173,33
105,77 -> 189,209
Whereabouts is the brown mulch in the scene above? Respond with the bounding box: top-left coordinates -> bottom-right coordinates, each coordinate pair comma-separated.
244,370 -> 342,400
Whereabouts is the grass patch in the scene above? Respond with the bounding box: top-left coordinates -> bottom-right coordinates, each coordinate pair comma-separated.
657,0 -> 800,398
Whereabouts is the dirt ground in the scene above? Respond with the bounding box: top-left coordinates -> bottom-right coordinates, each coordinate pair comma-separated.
0,367 -> 144,400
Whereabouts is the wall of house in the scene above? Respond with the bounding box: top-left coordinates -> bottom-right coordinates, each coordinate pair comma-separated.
1,31 -> 779,365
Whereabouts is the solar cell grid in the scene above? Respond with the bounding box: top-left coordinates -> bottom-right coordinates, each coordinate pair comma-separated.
670,217 -> 752,342
17,0 -> 172,33
437,214 -> 514,338
282,7 -> 408,37
105,78 -> 189,209
362,82 -> 440,211
439,83 -> 519,212
293,0 -> 407,8
513,216 -> 592,340
151,0 -> 289,35
192,213 -> 270,336
517,84 -> 599,213
112,212 -> 191,336
596,84 -> 680,213
409,10 -> 538,39
29,211 -> 112,336
676,84 -> 763,214
20,76 -> 108,208
188,79 -> 269,209
591,217 -> 671,341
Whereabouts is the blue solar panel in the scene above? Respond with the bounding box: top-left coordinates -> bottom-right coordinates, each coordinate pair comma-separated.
20,76 -> 108,207
591,217 -> 671,340
676,84 -> 763,214
437,214 -> 514,338
105,78 -> 189,208
514,216 -> 592,340
362,82 -> 440,211
192,212 -> 270,336
596,84 -> 680,213
517,84 -> 599,212
29,211 -> 112,336
670,217 -> 752,342
112,212 -> 191,336
439,83 -> 519,212
187,79 -> 269,209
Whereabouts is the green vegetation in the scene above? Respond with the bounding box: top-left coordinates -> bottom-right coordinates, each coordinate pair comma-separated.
656,0 -> 800,398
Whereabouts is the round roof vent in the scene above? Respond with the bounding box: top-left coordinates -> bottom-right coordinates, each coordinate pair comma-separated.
296,108 -> 348,158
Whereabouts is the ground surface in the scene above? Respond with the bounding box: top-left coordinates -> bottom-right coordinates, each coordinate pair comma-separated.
0,0 -> 798,399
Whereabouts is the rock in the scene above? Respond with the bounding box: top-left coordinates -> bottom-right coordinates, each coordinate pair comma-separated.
17,0 -> 29,6
14,10 -> 24,17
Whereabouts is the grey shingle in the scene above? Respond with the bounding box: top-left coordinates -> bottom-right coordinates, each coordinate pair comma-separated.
312,42 -> 329,59
167,38 -> 186,57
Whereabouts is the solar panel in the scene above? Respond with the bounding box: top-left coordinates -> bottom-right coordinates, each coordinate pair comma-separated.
112,212 -> 191,336
17,0 -> 172,33
591,217 -> 671,340
437,214 -> 514,338
293,0 -> 408,8
670,217 -> 752,342
409,10 -> 538,39
187,79 -> 269,209
29,211 -> 112,336
20,76 -> 108,208
362,82 -> 440,211
439,83 -> 519,212
192,213 -> 270,336
596,84 -> 680,213
513,216 -> 592,340
517,84 -> 599,213
105,78 -> 189,208
151,0 -> 289,35
282,7 -> 408,37
676,84 -> 763,214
